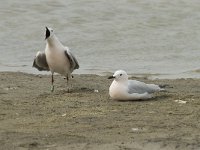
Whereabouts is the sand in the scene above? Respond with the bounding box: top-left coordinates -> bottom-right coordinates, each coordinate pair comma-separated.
0,72 -> 200,150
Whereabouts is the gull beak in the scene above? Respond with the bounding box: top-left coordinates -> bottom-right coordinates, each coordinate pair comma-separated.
45,27 -> 50,40
108,76 -> 115,79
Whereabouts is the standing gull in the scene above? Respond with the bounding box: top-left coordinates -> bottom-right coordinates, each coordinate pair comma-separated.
108,70 -> 163,100
33,27 -> 79,92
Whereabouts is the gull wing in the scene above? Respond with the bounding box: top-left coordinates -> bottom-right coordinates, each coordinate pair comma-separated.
64,47 -> 79,71
33,51 -> 49,71
128,80 -> 160,94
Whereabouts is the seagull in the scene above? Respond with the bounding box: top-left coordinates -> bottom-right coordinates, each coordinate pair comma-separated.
108,70 -> 164,100
33,27 -> 79,92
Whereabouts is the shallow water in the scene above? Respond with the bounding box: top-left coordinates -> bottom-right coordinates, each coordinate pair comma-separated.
0,0 -> 200,79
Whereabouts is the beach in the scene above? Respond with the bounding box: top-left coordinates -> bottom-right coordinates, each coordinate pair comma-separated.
0,72 -> 200,150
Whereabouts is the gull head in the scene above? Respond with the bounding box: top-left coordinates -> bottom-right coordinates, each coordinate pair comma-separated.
108,70 -> 128,82
45,27 -> 54,40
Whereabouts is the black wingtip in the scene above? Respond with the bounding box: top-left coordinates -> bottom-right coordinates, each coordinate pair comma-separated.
32,59 -> 36,67
159,84 -> 173,88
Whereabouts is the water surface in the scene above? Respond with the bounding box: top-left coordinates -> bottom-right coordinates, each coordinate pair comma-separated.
0,0 -> 200,79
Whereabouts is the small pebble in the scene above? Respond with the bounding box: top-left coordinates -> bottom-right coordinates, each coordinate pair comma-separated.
61,113 -> 66,117
94,89 -> 99,93
174,100 -> 187,104
131,128 -> 139,132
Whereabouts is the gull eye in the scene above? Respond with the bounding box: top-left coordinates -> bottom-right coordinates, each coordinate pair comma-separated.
120,74 -> 122,76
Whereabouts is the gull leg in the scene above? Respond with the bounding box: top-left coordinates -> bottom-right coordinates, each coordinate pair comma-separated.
51,73 -> 54,92
70,75 -> 73,89
66,75 -> 70,93
66,74 -> 74,93
69,75 -> 74,92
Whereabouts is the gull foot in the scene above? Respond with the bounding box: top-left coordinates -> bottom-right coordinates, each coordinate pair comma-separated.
51,86 -> 54,92
67,88 -> 70,93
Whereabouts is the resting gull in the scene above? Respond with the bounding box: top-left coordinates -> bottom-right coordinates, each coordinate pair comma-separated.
33,27 -> 79,92
108,70 -> 164,100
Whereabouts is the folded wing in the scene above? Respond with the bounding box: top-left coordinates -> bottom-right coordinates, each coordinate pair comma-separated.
128,80 -> 161,94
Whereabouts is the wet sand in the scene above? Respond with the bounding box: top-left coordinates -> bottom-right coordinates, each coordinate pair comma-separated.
0,72 -> 200,150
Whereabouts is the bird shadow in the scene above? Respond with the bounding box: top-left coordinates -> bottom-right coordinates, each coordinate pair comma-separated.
71,87 -> 95,93
116,95 -> 170,102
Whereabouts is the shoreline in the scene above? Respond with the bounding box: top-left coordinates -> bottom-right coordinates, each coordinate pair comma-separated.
1,70 -> 200,80
0,72 -> 200,150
